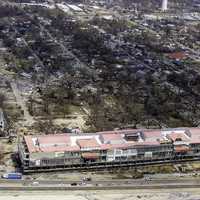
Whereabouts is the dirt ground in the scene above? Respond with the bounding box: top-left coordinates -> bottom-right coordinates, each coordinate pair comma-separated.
1,189 -> 200,200
23,161 -> 200,181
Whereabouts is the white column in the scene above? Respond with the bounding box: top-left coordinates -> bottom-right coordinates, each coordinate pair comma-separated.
162,0 -> 168,11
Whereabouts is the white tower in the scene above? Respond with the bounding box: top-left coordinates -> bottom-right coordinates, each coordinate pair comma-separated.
162,0 -> 168,11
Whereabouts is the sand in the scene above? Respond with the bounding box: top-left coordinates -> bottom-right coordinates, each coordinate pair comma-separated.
1,189 -> 200,200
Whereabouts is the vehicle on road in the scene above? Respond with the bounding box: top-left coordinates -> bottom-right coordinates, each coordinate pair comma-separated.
2,172 -> 22,180
82,177 -> 92,181
32,181 -> 39,186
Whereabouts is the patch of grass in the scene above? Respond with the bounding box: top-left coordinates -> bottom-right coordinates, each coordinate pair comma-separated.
142,164 -> 175,174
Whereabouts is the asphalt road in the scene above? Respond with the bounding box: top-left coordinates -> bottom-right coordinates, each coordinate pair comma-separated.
0,178 -> 200,190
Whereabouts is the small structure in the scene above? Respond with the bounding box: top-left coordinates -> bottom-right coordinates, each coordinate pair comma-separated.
167,52 -> 187,61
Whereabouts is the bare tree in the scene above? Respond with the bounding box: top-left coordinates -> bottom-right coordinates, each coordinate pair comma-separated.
0,93 -> 6,108
0,144 -> 4,164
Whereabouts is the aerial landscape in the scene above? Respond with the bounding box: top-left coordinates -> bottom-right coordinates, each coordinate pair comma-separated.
0,0 -> 200,199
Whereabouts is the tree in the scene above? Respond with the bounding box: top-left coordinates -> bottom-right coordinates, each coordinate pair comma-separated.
0,144 -> 4,164
62,104 -> 70,118
117,96 -> 145,128
28,96 -> 34,116
0,93 -> 6,108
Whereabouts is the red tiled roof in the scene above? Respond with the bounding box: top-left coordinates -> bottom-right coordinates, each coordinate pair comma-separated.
24,135 -> 79,153
167,52 -> 187,60
101,133 -> 123,141
143,130 -> 162,138
188,128 -> 200,144
38,134 -> 70,145
189,128 -> 200,136
98,129 -> 138,135
100,140 -> 160,150
24,136 -> 36,153
23,128 -> 200,154
39,145 -> 80,153
77,138 -> 100,148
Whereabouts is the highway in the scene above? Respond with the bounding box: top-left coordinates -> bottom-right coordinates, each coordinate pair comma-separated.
0,177 -> 200,190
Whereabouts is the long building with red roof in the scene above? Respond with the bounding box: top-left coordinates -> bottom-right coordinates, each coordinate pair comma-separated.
18,127 -> 200,172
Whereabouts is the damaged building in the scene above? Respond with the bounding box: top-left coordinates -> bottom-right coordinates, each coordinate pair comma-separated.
19,128 -> 200,171
18,128 -> 200,172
